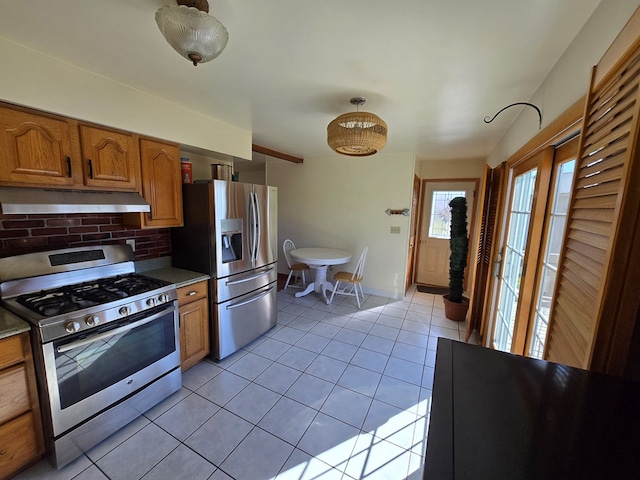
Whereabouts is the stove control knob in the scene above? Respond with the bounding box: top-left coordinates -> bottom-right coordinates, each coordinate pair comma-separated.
85,315 -> 99,327
119,306 -> 131,316
65,321 -> 81,333
158,294 -> 170,303
146,298 -> 157,307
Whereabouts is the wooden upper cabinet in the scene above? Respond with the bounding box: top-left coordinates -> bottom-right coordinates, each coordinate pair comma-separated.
79,125 -> 140,191
0,105 -> 77,187
0,104 -> 140,191
124,138 -> 183,228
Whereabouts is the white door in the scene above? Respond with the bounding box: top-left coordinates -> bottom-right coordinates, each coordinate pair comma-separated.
415,181 -> 476,286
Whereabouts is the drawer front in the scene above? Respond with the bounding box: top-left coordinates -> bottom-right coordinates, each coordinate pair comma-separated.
177,281 -> 208,304
216,265 -> 277,303
0,335 -> 24,370
0,364 -> 30,424
0,411 -> 41,479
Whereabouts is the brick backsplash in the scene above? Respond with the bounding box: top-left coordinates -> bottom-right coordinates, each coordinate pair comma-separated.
0,213 -> 171,260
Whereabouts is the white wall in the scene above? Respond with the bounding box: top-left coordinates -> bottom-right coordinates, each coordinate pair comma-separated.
418,157 -> 486,179
234,168 -> 266,185
0,36 -> 252,160
268,152 -> 416,299
487,0 -> 640,167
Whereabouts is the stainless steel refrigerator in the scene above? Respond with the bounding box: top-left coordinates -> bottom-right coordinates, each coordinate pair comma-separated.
171,180 -> 278,360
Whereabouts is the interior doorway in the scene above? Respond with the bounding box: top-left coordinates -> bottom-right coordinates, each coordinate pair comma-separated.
415,180 -> 477,287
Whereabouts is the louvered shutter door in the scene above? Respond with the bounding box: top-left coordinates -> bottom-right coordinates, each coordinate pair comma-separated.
468,164 -> 504,342
544,44 -> 640,369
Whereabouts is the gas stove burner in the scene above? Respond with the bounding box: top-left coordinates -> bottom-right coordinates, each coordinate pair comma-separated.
17,290 -> 94,317
111,275 -> 166,296
70,282 -> 127,303
14,273 -> 171,318
23,291 -> 82,317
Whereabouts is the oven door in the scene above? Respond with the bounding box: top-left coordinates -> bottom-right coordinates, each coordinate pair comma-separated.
42,303 -> 180,437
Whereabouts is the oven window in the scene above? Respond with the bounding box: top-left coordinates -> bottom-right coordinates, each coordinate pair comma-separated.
55,310 -> 176,409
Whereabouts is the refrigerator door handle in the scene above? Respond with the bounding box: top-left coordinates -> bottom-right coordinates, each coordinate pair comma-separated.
253,192 -> 261,265
225,286 -> 274,310
225,267 -> 275,286
249,191 -> 258,265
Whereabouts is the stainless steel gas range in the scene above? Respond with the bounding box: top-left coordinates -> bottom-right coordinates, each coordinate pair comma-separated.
0,245 -> 181,468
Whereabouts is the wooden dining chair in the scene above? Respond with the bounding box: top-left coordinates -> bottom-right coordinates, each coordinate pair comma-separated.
282,239 -> 310,290
329,246 -> 368,308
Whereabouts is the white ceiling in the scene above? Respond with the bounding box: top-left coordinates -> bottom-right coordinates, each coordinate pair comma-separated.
0,0 -> 602,162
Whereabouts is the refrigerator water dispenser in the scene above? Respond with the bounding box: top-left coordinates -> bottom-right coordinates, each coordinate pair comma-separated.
220,218 -> 242,263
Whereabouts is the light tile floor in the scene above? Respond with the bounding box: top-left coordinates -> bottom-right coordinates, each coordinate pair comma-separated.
14,285 -> 477,480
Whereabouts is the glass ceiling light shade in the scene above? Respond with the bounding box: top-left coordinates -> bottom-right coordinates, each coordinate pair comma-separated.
327,97 -> 388,156
156,0 -> 228,66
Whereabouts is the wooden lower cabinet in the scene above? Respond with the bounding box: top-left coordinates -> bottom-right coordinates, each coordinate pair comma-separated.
0,412 -> 40,480
177,281 -> 210,371
0,333 -> 43,480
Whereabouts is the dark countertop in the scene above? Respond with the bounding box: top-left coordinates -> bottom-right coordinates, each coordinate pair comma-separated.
0,306 -> 31,340
143,267 -> 210,289
425,339 -> 640,480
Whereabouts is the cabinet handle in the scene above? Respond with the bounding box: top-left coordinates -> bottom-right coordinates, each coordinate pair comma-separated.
66,156 -> 72,177
187,291 -> 197,296
88,159 -> 94,179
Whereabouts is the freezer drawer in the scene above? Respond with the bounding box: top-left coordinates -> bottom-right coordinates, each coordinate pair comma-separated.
215,264 -> 277,303
213,282 -> 277,360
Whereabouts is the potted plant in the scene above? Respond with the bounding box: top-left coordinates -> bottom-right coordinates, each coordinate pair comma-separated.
443,196 -> 470,322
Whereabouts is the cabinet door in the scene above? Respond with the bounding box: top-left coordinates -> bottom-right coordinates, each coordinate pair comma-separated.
128,138 -> 183,228
0,364 -> 30,423
79,125 -> 140,191
0,412 -> 41,479
179,297 -> 210,371
0,106 -> 77,187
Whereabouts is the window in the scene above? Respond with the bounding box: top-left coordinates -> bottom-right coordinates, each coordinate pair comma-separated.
428,190 -> 465,239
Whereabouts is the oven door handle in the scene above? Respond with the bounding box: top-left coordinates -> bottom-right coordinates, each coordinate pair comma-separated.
56,309 -> 171,354
225,286 -> 274,310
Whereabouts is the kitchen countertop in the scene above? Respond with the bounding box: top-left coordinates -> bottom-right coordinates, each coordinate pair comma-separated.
424,339 -> 640,479
0,307 -> 31,340
143,267 -> 210,289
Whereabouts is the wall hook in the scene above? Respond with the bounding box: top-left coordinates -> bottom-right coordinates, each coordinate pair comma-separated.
484,102 -> 542,130
386,208 -> 410,216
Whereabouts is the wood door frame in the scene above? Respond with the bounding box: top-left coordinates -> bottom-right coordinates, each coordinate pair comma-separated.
405,174 -> 421,292
415,178 -> 480,290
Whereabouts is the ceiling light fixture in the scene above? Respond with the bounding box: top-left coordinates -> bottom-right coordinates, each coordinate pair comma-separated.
155,0 -> 228,66
327,97 -> 388,156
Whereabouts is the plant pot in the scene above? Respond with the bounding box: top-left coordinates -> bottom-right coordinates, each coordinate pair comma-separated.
442,294 -> 470,322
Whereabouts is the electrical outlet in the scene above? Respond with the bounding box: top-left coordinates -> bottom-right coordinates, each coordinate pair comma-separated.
126,239 -> 136,252
390,226 -> 401,234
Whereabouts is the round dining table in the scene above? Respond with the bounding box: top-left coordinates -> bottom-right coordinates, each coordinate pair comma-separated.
289,247 -> 352,304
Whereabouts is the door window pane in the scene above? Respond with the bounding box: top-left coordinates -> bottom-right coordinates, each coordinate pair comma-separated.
529,159 -> 576,358
494,169 -> 537,352
428,190 -> 465,239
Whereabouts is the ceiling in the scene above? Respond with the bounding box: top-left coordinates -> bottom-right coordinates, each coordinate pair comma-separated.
0,0 -> 602,162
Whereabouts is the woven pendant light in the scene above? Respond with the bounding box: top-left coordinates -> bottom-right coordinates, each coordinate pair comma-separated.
327,97 -> 387,156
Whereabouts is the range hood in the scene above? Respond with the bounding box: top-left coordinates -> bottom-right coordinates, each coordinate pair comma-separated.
0,186 -> 151,214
